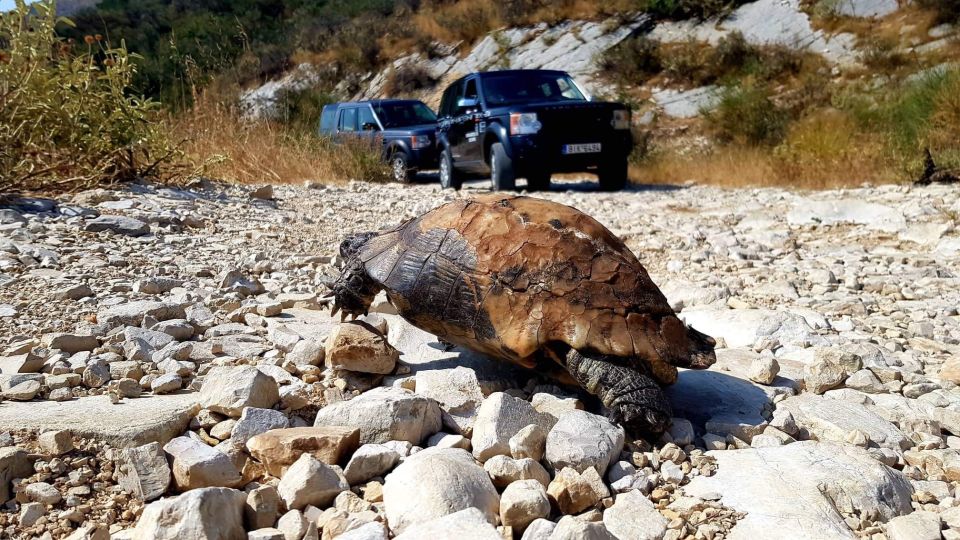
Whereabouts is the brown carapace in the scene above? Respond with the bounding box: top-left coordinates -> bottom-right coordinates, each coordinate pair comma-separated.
327,195 -> 716,435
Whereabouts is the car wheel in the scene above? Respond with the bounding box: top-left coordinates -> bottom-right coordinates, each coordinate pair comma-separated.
390,152 -> 411,184
599,158 -> 628,192
439,147 -> 462,190
526,173 -> 551,192
490,142 -> 516,191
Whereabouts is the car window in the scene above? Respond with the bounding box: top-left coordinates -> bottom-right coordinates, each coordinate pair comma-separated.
319,105 -> 337,133
358,106 -> 377,130
483,72 -> 587,106
374,102 -> 437,128
339,107 -> 358,132
439,81 -> 462,118
464,79 -> 478,101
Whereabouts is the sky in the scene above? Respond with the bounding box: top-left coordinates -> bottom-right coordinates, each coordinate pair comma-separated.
1,0 -> 35,12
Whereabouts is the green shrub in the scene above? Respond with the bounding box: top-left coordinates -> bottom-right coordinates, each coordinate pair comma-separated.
706,85 -> 789,146
600,36 -> 662,85
0,0 -> 182,192
275,86 -> 336,133
882,69 -> 960,170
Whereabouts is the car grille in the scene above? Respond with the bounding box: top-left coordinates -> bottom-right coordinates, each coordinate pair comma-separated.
536,105 -> 611,145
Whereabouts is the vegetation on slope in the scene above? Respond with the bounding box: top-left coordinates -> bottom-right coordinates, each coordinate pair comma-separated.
0,0 -> 182,192
601,20 -> 960,188
5,0 -> 960,190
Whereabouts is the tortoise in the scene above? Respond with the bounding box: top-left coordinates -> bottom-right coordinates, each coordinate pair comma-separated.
325,194 -> 716,435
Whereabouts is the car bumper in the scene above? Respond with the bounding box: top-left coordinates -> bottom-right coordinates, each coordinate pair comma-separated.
407,147 -> 439,170
507,132 -> 632,173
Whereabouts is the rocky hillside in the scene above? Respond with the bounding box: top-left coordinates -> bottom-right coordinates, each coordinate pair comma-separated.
242,0 -> 957,119
1,178 -> 959,538
239,0 -> 959,186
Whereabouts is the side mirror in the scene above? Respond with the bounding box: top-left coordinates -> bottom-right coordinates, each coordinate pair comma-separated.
457,97 -> 479,110
361,122 -> 379,131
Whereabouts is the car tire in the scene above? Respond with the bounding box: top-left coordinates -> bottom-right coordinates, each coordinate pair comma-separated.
439,147 -> 462,190
490,142 -> 516,191
526,173 -> 551,192
599,158 -> 628,192
390,152 -> 412,184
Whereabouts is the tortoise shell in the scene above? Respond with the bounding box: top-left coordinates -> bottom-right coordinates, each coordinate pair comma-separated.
354,194 -> 699,384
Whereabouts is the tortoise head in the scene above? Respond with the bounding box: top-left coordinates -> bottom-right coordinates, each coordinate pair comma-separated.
339,231 -> 377,259
650,315 -> 717,371
325,232 -> 382,319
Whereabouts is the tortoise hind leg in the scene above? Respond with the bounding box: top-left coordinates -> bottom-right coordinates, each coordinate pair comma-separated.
564,349 -> 672,436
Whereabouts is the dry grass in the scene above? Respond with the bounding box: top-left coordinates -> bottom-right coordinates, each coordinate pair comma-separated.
414,1 -> 502,44
412,0 -> 641,46
630,133 -> 905,189
171,100 -> 390,185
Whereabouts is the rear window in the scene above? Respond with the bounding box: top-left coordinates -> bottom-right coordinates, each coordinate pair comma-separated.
319,105 -> 338,133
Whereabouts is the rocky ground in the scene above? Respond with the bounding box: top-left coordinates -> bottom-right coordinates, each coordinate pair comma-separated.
1,178 -> 959,540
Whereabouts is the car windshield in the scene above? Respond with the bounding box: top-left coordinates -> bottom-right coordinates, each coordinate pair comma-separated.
482,73 -> 586,106
373,102 -> 437,128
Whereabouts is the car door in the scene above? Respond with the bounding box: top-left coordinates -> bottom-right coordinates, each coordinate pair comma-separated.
337,106 -> 358,140
438,80 -> 465,162
356,105 -> 382,151
457,78 -> 485,167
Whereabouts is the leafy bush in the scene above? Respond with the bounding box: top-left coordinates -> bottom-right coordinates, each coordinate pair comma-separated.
881,69 -> 960,170
0,0 -> 182,192
600,36 -> 662,85
274,86 -> 336,133
706,85 -> 789,146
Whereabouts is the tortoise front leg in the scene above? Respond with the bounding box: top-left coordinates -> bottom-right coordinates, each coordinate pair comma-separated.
323,256 -> 382,321
564,349 -> 672,436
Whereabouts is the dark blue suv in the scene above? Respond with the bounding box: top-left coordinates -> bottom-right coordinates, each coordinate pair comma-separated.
319,100 -> 439,183
436,70 -> 633,191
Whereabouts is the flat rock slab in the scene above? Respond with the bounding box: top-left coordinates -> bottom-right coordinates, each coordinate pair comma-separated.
779,394 -> 911,451
665,368 -> 787,440
266,308 -> 339,342
679,309 -> 816,349
0,393 -> 199,448
684,441 -> 914,539
787,199 -> 906,232
653,86 -> 721,118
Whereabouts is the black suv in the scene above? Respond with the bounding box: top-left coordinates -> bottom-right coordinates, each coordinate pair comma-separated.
436,70 -> 633,191
319,99 -> 439,182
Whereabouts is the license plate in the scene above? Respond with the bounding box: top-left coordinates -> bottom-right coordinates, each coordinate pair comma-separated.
562,143 -> 601,154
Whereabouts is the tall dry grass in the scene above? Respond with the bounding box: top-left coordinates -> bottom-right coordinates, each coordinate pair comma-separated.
172,100 -> 391,185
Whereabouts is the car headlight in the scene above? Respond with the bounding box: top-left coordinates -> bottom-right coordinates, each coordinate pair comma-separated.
411,135 -> 432,149
510,113 -> 542,135
612,109 -> 631,130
